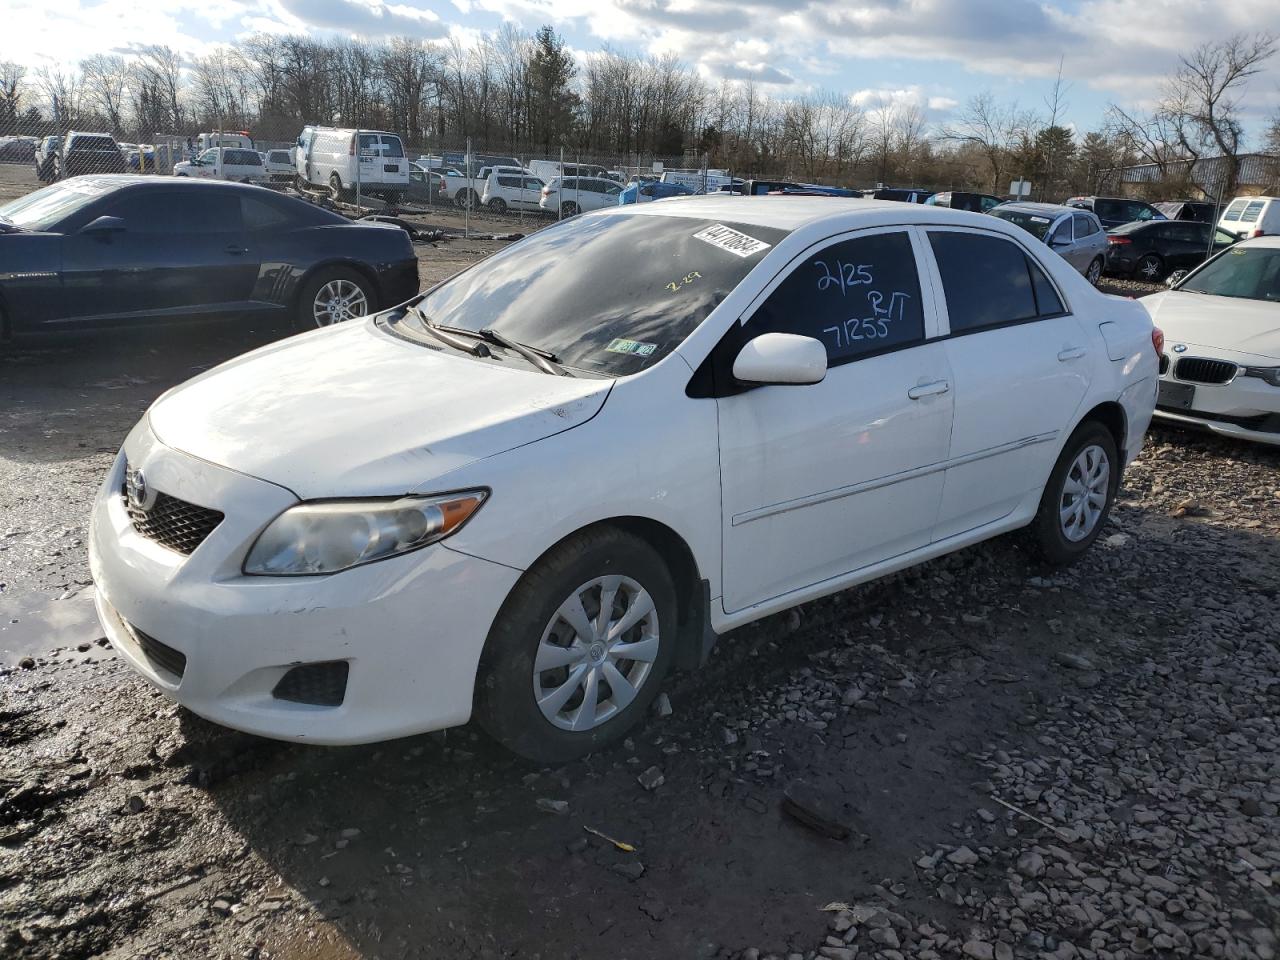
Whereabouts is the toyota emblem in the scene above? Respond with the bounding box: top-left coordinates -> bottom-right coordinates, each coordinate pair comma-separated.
1172,343 -> 1188,353
125,466 -> 153,511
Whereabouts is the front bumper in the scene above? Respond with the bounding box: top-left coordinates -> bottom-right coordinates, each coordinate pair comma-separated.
89,420 -> 521,744
1155,356 -> 1280,446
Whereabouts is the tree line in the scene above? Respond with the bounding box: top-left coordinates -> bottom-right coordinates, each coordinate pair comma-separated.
1,29 -> 1276,198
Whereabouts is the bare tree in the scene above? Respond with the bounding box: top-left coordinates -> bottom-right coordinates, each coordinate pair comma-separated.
0,61 -> 26,132
134,45 -> 184,133
939,92 -> 1028,193
35,66 -> 84,129
81,54 -> 129,134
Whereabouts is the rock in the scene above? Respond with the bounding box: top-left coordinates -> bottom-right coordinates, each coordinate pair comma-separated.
721,727 -> 739,747
947,845 -> 980,866
536,798 -> 569,815
1054,652 -> 1096,671
818,948 -> 856,960
653,693 -> 672,718
1016,851 -> 1046,878
125,794 -> 145,814
612,861 -> 645,880
639,897 -> 668,920
339,828 -> 361,839
868,927 -> 900,948
962,941 -> 994,960
637,766 -> 665,791
294,833 -> 319,846
18,656 -> 35,670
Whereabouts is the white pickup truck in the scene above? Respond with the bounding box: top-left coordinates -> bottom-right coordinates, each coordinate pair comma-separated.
173,146 -> 268,184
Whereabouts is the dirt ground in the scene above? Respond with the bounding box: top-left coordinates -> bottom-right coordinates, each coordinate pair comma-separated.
1,161 -> 1277,960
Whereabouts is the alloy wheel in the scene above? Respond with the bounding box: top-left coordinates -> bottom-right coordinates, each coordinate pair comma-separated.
1086,259 -> 1102,285
1138,255 -> 1162,280
1059,443 -> 1110,542
312,279 -> 369,327
533,575 -> 660,732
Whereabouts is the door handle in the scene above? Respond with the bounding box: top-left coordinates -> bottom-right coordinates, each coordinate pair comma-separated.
225,244 -> 248,255
1057,347 -> 1087,362
908,380 -> 950,400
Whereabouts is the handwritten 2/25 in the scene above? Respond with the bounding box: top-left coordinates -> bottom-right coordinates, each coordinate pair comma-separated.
815,260 -> 874,294
823,290 -> 912,348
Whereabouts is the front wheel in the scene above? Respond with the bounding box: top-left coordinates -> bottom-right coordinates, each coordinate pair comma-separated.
475,527 -> 678,763
1085,257 -> 1102,286
297,267 -> 374,329
1027,421 -> 1118,565
1135,253 -> 1164,282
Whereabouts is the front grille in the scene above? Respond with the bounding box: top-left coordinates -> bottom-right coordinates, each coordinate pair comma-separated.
1175,357 -> 1237,385
121,479 -> 223,556
273,662 -> 350,707
130,625 -> 187,680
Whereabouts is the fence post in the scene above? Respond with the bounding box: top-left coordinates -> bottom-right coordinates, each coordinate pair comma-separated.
465,137 -> 471,239
559,146 -> 564,221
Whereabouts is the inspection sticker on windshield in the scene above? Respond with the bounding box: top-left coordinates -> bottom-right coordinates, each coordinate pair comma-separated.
693,223 -> 772,258
606,338 -> 658,357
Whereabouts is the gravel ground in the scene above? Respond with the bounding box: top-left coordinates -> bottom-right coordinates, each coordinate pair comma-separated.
1,160 -> 1275,959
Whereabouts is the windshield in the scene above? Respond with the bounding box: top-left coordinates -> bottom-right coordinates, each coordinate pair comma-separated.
1179,247 -> 1280,302
0,179 -> 114,231
990,208 -> 1055,241
401,213 -> 787,376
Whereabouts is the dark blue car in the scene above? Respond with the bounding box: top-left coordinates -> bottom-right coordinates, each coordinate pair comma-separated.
0,176 -> 419,347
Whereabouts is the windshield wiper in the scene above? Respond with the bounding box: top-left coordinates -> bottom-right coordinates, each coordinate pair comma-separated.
477,328 -> 572,377
411,307 -> 490,356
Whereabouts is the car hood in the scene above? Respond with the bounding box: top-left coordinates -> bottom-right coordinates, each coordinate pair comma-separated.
148,321 -> 612,499
1142,290 -> 1280,360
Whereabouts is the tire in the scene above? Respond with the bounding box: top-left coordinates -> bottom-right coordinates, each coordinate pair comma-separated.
52,158 -> 64,181
328,173 -> 346,202
561,200 -> 580,217
1085,257 -> 1103,286
475,527 -> 678,763
1134,253 -> 1164,282
296,266 -> 375,330
487,197 -> 507,214
1027,420 -> 1119,565
455,189 -> 476,210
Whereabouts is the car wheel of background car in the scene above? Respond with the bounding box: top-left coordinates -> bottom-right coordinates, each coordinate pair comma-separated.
1086,257 -> 1103,286
52,157 -> 63,181
561,201 -> 580,217
1135,254 -> 1164,281
328,173 -> 347,202
487,198 -> 507,214
475,526 -> 678,763
298,267 -> 374,330
454,189 -> 474,210
1027,420 -> 1118,565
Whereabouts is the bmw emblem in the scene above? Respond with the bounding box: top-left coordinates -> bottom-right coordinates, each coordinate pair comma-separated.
1172,343 -> 1188,353
125,466 -> 153,511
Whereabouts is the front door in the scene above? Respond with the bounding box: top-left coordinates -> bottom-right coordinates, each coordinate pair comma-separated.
717,228 -> 954,614
923,228 -> 1093,540
58,187 -> 259,326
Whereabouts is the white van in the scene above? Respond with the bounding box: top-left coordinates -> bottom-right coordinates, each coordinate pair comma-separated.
1218,196 -> 1280,240
296,126 -> 410,201
173,146 -> 267,183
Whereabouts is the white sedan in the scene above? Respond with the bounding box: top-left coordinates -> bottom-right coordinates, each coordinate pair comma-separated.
1145,237 -> 1280,446
89,197 -> 1159,761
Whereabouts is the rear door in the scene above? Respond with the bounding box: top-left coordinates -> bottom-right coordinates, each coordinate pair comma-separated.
717,228 -> 954,613
924,228 -> 1092,540
58,186 -> 259,326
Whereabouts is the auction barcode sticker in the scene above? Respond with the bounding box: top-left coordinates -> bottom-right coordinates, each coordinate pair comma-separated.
693,224 -> 772,258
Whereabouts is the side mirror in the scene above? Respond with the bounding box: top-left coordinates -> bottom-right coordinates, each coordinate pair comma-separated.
80,215 -> 126,237
733,333 -> 827,386
1050,235 -> 1071,247
1166,270 -> 1188,287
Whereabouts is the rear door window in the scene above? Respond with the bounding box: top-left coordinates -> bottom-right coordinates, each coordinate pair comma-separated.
747,230 -> 925,365
1073,214 -> 1098,237
1240,200 -> 1266,224
1221,199 -> 1249,221
929,231 -> 1053,333
1094,200 -> 1121,221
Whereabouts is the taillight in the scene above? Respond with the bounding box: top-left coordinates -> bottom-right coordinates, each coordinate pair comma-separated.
1250,229 -> 1265,238
542,187 -> 550,196
1107,235 -> 1131,245
1152,326 -> 1165,358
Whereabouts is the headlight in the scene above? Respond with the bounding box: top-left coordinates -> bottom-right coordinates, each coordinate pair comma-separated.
1243,366 -> 1280,387
243,491 -> 487,576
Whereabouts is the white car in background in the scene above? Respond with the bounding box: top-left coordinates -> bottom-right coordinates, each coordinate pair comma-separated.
539,176 -> 623,216
481,171 -> 545,213
1217,196 -> 1280,241
261,148 -> 296,182
174,147 -> 267,183
89,198 -> 1158,763
1146,237 -> 1280,446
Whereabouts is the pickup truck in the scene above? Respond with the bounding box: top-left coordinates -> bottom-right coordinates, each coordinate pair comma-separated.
173,146 -> 268,184
451,165 -> 528,210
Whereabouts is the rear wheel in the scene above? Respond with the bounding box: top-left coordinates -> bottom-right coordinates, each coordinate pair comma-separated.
475,527 -> 677,763
487,197 -> 507,214
1027,420 -> 1118,565
1135,253 -> 1164,282
297,267 -> 374,330
1085,257 -> 1103,285
328,173 -> 346,202
455,189 -> 477,210
560,200 -> 580,217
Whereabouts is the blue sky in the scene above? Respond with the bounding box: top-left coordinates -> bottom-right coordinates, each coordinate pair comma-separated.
10,0 -> 1280,143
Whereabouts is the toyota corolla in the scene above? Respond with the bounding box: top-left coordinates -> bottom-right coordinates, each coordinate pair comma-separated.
90,197 -> 1159,761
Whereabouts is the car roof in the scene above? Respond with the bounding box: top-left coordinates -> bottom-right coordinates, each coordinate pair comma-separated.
994,201 -> 1078,217
611,194 -> 1026,232
61,175 -> 255,193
